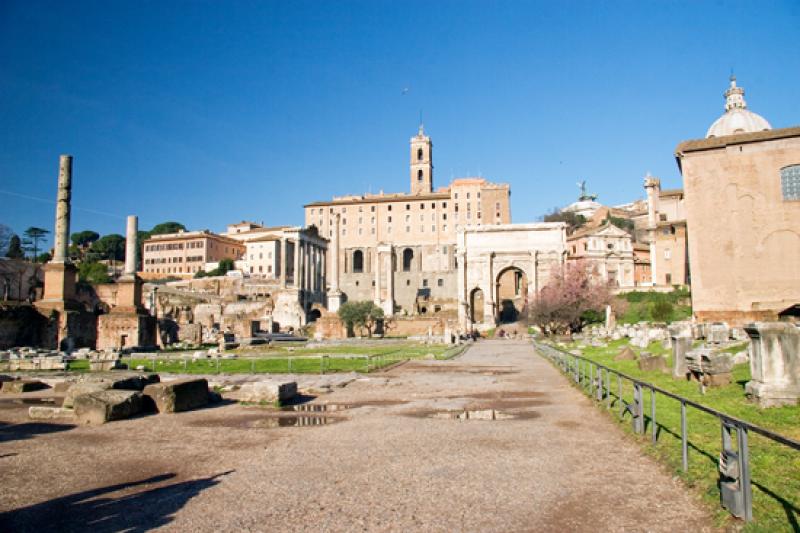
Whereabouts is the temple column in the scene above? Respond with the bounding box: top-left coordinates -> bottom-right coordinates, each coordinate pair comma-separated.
382,245 -> 394,316
280,238 -> 287,288
327,215 -> 343,312
293,239 -> 300,289
374,247 -> 381,305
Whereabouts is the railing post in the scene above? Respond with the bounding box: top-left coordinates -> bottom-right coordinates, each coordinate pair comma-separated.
618,374 -> 623,418
651,386 -> 657,444
739,425 -> 753,522
681,400 -> 688,472
605,369 -> 611,409
633,383 -> 644,434
589,363 -> 594,395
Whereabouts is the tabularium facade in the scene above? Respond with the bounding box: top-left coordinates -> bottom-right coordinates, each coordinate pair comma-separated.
304,126 -> 512,322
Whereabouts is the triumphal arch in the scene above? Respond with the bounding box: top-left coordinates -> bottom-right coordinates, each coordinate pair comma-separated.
456,223 -> 567,331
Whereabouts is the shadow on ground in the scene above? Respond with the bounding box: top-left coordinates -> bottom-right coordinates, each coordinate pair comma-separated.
0,421 -> 76,443
0,471 -> 233,532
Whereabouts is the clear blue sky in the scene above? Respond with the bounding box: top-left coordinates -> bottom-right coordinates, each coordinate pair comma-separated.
2,1 -> 799,249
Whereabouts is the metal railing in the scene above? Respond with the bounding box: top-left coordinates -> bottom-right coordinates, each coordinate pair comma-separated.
535,341 -> 800,523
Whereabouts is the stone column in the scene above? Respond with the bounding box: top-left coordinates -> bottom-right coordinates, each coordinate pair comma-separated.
293,239 -> 301,289
484,252 -> 495,325
53,155 -> 73,263
124,215 -> 138,275
377,244 -> 393,316
330,215 -> 340,292
280,238 -> 287,288
374,247 -> 381,305
457,250 -> 468,331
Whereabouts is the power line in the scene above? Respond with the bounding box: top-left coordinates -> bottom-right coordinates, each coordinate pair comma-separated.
0,189 -> 126,219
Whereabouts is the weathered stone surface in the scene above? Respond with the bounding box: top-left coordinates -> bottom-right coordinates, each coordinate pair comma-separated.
237,381 -> 298,404
89,359 -> 124,371
614,346 -> 637,361
669,324 -> 693,379
745,322 -> 800,407
143,378 -> 209,413
28,406 -> 76,420
638,355 -> 667,372
73,390 -> 143,425
53,381 -> 72,393
63,382 -> 113,408
1,379 -> 49,393
63,374 -> 160,408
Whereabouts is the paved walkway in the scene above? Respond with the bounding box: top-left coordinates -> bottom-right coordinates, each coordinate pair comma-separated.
0,340 -> 712,532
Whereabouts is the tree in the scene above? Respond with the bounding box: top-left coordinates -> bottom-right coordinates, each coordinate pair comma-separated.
6,235 -> 24,259
149,221 -> 186,236
338,301 -> 384,337
0,224 -> 13,256
607,215 -> 634,233
71,230 -> 100,247
36,252 -> 52,263
528,260 -> 612,335
194,257 -> 236,278
78,261 -> 111,284
89,234 -> 125,261
22,227 -> 50,260
541,207 -> 586,233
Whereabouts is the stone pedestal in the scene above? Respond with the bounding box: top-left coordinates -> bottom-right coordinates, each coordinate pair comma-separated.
744,322 -> 800,407
327,290 -> 343,314
40,262 -> 78,303
669,322 -> 693,379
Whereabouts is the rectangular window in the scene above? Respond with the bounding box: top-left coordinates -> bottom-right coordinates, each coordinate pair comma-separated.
665,273 -> 672,285
664,248 -> 671,260
431,225 -> 436,232
422,279 -> 428,287
437,278 -> 443,287
781,165 -> 800,200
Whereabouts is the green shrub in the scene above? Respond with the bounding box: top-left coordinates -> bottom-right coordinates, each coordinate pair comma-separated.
650,300 -> 674,322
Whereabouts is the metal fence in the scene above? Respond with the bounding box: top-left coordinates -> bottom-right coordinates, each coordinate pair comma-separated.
535,340 -> 800,523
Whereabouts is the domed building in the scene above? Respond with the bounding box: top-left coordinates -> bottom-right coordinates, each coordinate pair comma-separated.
706,76 -> 771,138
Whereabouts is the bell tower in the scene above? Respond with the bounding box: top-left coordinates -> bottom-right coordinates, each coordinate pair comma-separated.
410,125 -> 433,195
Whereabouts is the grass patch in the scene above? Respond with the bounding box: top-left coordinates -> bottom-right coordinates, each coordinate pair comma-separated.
126,342 -> 450,375
541,339 -> 800,531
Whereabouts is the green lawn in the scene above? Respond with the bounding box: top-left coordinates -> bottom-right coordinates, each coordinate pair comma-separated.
540,338 -> 800,532
125,342 -> 461,375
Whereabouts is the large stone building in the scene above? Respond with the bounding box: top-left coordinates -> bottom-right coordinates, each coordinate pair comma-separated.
141,230 -> 245,278
304,126 -> 511,318
675,77 -> 800,324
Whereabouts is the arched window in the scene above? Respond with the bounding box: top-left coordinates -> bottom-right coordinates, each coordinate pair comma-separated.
402,248 -> 414,272
353,250 -> 364,273
417,169 -> 423,181
417,148 -> 424,161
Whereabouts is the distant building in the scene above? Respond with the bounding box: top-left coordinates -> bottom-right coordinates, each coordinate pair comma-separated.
675,77 -> 800,324
141,230 -> 245,278
567,222 -> 635,288
643,176 -> 689,287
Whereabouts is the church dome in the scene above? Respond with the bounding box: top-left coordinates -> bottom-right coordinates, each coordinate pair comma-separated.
706,76 -> 771,138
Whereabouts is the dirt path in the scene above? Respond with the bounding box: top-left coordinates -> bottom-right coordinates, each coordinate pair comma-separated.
0,340 -> 712,532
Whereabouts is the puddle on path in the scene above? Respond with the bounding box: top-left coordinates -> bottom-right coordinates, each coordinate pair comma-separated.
252,415 -> 338,428
0,397 -> 61,408
281,403 -> 352,413
409,409 -> 540,421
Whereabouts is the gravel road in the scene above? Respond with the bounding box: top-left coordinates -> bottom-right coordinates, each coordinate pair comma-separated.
0,340 -> 712,532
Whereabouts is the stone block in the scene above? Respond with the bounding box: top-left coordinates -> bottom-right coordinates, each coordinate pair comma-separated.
708,323 -> 730,344
614,346 -> 637,361
237,380 -> 298,404
89,359 -> 124,371
638,355 -> 667,372
28,406 -> 76,420
63,381 -> 113,408
143,378 -> 210,413
74,390 -> 143,425
1,379 -> 49,393
744,322 -> 800,407
63,375 -> 159,408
